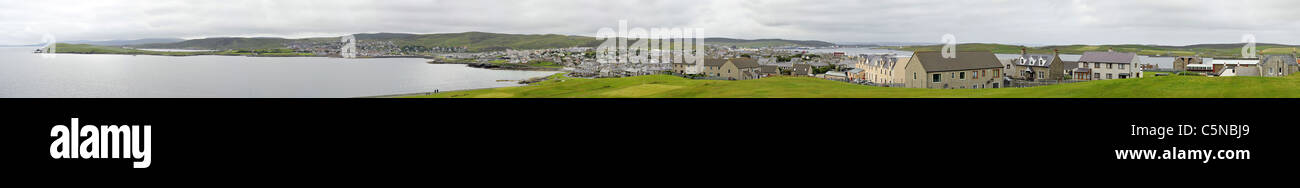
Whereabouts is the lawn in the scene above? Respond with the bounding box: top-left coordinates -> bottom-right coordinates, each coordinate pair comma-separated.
404,73 -> 1300,98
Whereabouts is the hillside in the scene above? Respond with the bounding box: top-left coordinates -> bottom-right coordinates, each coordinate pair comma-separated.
65,38 -> 185,46
894,43 -> 1300,57
131,37 -> 294,50
126,32 -> 603,52
119,32 -> 836,52
405,74 -> 1300,98
54,43 -> 313,56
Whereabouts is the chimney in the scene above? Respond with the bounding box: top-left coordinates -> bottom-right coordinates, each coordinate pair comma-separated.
1053,48 -> 1059,55
1021,47 -> 1027,55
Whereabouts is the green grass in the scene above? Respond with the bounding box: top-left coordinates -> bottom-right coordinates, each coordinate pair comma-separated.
404,73 -> 1300,98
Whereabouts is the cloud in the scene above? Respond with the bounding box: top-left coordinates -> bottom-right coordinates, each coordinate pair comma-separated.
0,0 -> 1297,45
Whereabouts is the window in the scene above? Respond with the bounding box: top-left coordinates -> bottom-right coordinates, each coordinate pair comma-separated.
1120,64 -> 1126,70
1094,73 -> 1100,79
914,73 -> 917,80
960,72 -> 966,80
1107,63 -> 1113,69
1107,73 -> 1113,79
951,73 -> 955,79
933,74 -> 941,83
974,71 -> 979,79
1038,73 -> 1044,79
1094,63 -> 1100,68
993,83 -> 1000,88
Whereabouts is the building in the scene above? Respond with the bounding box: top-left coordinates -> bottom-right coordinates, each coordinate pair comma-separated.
791,64 -> 812,76
759,65 -> 781,77
1218,67 -> 1260,77
902,51 -> 1005,89
1074,51 -> 1140,80
1208,58 -> 1259,74
1172,56 -> 1203,72
702,58 -> 761,80
1007,49 -> 1065,81
670,61 -> 703,75
1258,55 -> 1299,77
854,54 -> 905,85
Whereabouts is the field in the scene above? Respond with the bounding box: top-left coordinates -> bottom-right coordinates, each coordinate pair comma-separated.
404,73 -> 1300,98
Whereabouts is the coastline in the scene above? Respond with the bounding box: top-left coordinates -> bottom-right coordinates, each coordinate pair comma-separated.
359,73 -> 562,98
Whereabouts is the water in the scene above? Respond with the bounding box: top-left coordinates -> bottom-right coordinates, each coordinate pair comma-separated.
0,47 -> 558,98
802,47 -> 913,57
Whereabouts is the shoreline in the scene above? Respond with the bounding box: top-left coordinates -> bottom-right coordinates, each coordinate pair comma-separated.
359,74 -> 561,98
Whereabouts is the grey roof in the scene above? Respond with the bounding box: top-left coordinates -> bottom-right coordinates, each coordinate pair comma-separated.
1078,51 -> 1138,64
1014,54 -> 1058,67
1073,67 -> 1091,72
704,58 -> 760,68
847,68 -> 864,73
1062,61 -> 1079,70
759,65 -> 780,73
1261,55 -> 1299,66
911,51 -> 1004,72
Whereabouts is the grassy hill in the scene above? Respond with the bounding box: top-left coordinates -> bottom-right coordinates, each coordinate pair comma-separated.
54,43 -> 312,56
894,43 -> 1300,57
388,32 -> 601,52
131,37 -> 293,50
119,32 -> 835,52
405,74 -> 1300,98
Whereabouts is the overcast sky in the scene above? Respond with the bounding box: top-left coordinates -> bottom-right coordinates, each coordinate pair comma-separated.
2,0 -> 1298,45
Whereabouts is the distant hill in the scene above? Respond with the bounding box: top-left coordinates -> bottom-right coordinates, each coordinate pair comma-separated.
379,32 -> 602,52
894,43 -> 1300,58
65,38 -> 185,46
125,32 -> 836,52
704,38 -> 835,48
131,37 -> 295,50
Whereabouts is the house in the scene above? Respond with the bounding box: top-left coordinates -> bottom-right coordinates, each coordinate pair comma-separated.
759,65 -> 781,77
854,54 -> 904,85
1208,58 -> 1259,74
1007,49 -> 1065,81
1074,51 -> 1140,80
702,58 -> 761,80
1062,61 -> 1079,79
901,51 -> 1005,89
823,71 -> 848,81
846,69 -> 865,81
1172,56 -> 1203,72
791,64 -> 812,76
1258,55 -> 1299,77
670,61 -> 703,75
1218,67 -> 1260,77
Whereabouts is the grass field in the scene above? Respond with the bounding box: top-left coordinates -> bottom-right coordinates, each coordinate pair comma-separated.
403,73 -> 1300,98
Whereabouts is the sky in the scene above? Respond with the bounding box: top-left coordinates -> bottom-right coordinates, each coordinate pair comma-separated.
2,0 -> 1298,45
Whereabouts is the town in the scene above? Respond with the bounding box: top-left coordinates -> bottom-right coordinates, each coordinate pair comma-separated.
289,38 -> 1300,90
